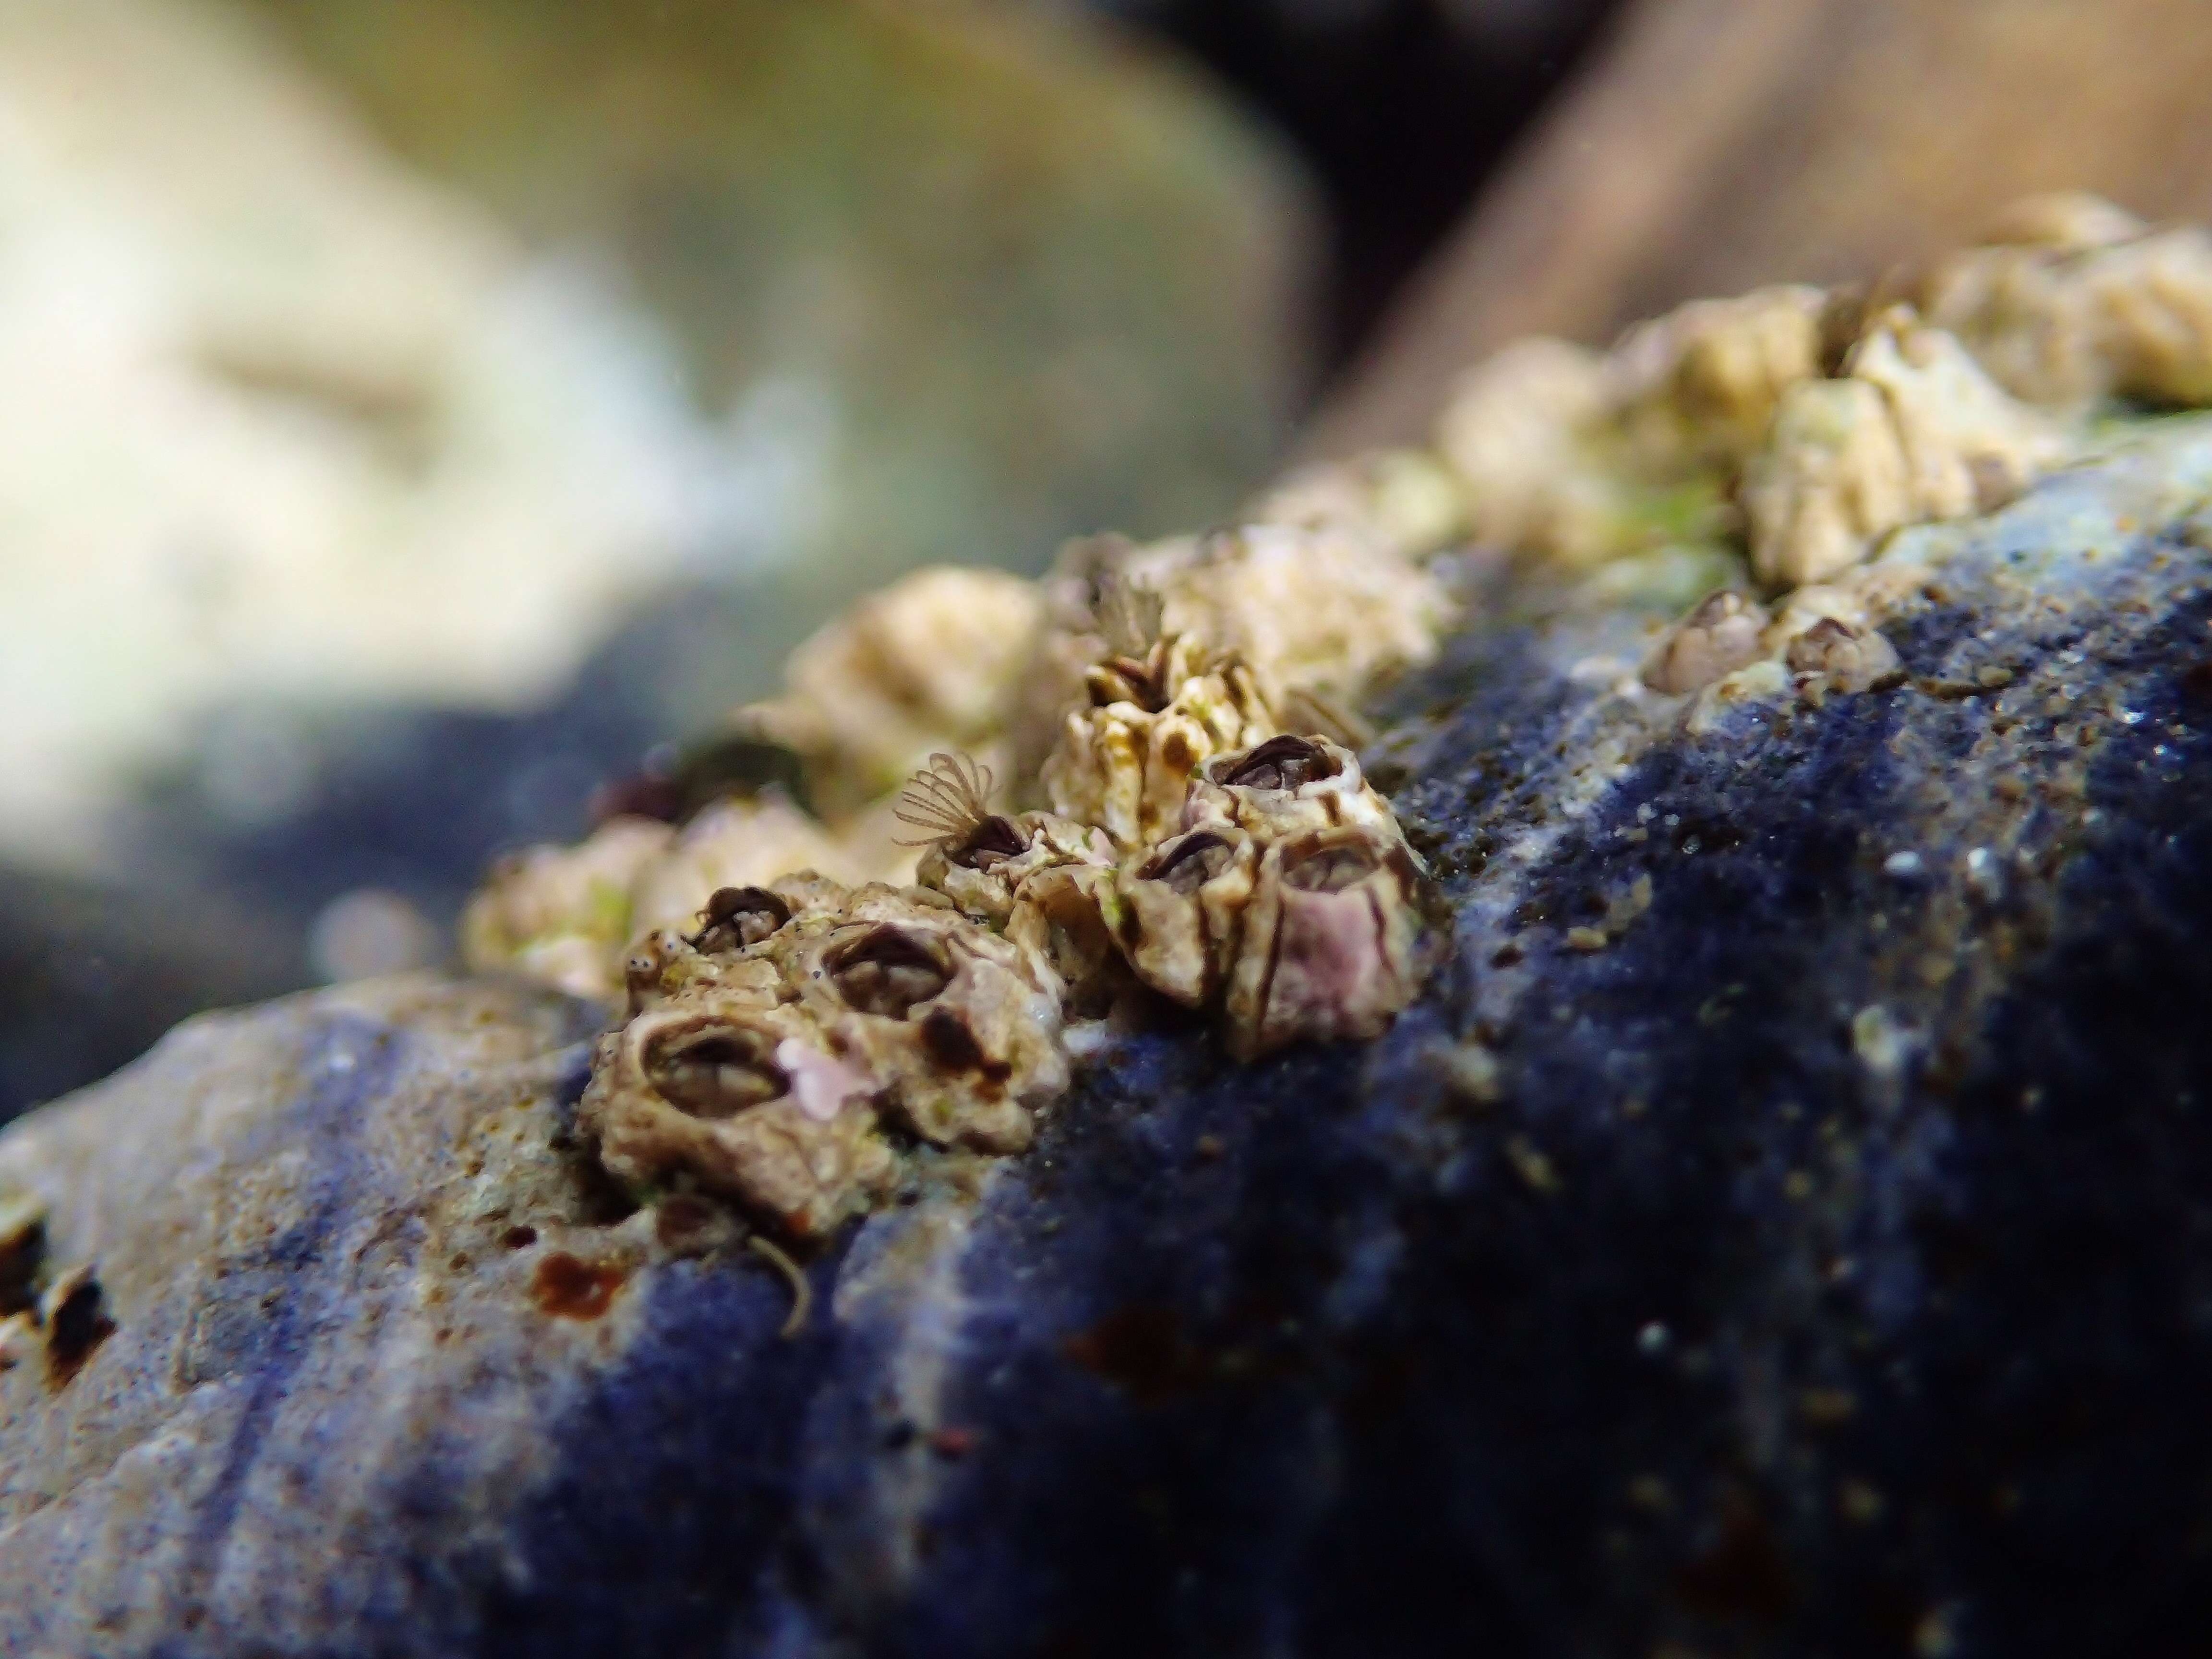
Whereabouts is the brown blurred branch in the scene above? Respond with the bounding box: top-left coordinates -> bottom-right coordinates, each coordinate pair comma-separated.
1306,0 -> 2212,457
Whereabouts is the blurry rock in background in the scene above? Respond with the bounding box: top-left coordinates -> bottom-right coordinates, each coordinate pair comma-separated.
1310,0 -> 2212,454
0,0 -> 1311,1115
0,868 -> 304,1118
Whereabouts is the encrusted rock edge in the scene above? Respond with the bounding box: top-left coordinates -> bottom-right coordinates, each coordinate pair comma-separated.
4,430 -> 2212,1654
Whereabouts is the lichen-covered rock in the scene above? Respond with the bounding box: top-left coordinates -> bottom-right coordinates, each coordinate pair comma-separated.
9,419 -> 2212,1654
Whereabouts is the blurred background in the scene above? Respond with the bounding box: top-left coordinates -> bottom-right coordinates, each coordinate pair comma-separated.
5,0 -> 2212,1120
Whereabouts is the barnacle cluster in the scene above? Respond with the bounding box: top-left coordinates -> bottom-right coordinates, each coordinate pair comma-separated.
472,488 -> 1454,1237
1422,192 -> 2212,700
472,192 -> 2212,1241
581,876 -> 1067,1238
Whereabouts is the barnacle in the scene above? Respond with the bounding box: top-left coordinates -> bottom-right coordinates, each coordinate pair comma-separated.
1783,617 -> 1903,700
1436,337 -> 1625,567
1032,517 -> 1450,854
1762,581 -> 1872,649
745,565 -> 1044,816
1247,448 -> 1468,560
1045,523 -> 1454,714
1919,197 -> 2212,409
462,794 -> 873,1004
1117,825 -> 1258,1009
1180,734 -> 1398,842
1223,824 -> 1432,1062
627,793 -> 872,943
1742,309 -> 2062,586
1847,310 -> 2066,518
585,877 -> 1067,1236
1040,616 -> 1277,853
897,751 -> 1029,913
1434,292 -> 1828,573
788,898 -> 1067,1154
899,752 -> 1124,1008
580,981 -> 895,1241
461,815 -> 674,1000
1117,735 -> 1431,1058
1609,285 -> 1828,466
1738,379 -> 1914,588
1643,591 -> 1773,695
1160,523 -> 1455,703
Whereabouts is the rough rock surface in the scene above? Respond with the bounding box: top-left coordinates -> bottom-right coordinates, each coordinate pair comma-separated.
8,426 -> 2212,1655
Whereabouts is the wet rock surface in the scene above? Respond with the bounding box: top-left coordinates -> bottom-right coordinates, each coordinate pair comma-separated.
7,429 -> 2212,1655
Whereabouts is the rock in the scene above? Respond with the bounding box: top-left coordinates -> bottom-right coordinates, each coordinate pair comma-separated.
7,423 -> 2212,1653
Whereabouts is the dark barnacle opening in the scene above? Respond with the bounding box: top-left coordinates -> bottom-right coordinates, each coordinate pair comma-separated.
1088,577 -> 1175,711
645,1023 -> 790,1118
691,885 -> 794,953
1280,830 -> 1382,894
45,1274 -> 114,1388
1088,643 -> 1175,713
0,1205 -> 41,1320
1223,734 -> 1339,791
826,925 -> 954,1018
951,814 -> 1029,870
1142,830 -> 1239,895
895,751 -> 1010,861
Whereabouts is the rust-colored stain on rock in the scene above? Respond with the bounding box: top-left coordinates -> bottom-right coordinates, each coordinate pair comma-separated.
1061,1303 -> 1211,1407
530,1251 -> 627,1320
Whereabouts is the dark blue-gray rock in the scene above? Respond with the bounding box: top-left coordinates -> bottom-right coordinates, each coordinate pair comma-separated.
6,425 -> 2212,1656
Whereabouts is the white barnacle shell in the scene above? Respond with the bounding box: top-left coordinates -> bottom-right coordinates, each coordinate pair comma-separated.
1844,310 -> 2064,522
578,986 -> 894,1242
895,753 -> 1125,1007
1740,378 -> 1915,588
1003,859 -> 1127,1018
902,753 -> 1115,926
1921,197 -> 2212,409
746,565 -> 1045,813
1245,448 -> 1468,561
1784,616 -> 1904,698
1223,824 -> 1431,1062
1041,631 -> 1276,854
1742,307 -> 2062,587
1181,734 -> 1397,844
1642,590 -> 1773,695
789,892 -> 1068,1154
1116,825 -> 1259,1010
1608,284 -> 1827,467
1435,337 -> 1623,567
1158,522 -> 1455,704
459,814 -> 674,1002
626,794 -> 868,943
